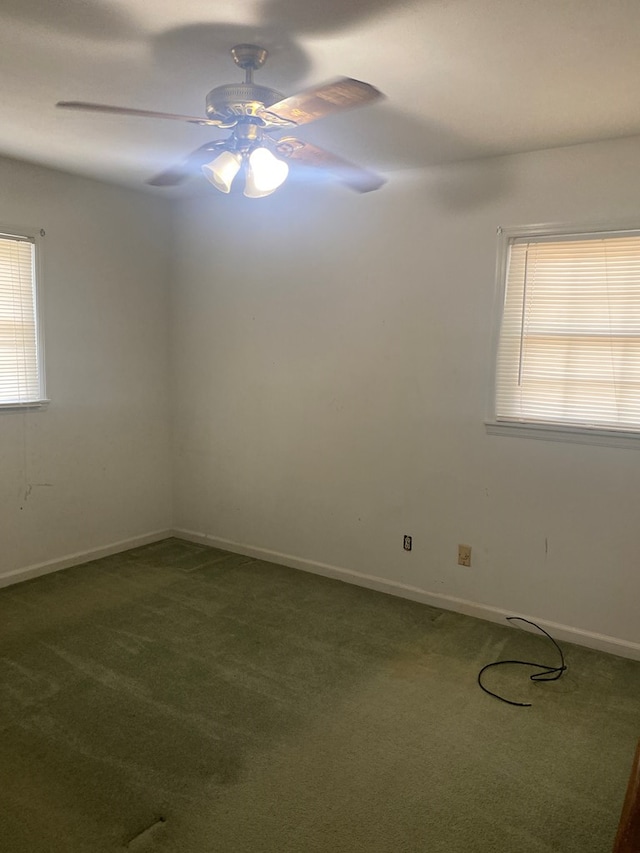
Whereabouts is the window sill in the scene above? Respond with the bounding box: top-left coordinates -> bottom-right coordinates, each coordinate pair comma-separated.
0,399 -> 50,413
485,419 -> 640,449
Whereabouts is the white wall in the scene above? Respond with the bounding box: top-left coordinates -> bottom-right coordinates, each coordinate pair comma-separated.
171,136 -> 640,655
0,157 -> 172,581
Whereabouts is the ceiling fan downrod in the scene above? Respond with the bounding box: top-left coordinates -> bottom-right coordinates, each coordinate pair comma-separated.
230,44 -> 268,85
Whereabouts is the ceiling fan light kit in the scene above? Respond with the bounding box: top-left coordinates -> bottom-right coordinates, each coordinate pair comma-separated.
201,150 -> 242,193
200,109 -> 290,197
201,146 -> 289,198
57,44 -> 386,197
244,148 -> 289,197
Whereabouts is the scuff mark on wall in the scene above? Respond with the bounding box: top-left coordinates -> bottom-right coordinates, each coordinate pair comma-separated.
23,483 -> 54,503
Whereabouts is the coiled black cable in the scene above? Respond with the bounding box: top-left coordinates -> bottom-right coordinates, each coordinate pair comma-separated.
477,616 -> 567,707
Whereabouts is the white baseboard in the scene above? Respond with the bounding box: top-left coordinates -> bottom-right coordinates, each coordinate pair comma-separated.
0,530 -> 173,590
173,527 -> 640,663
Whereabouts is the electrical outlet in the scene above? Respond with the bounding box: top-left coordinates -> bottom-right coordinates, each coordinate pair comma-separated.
458,544 -> 471,567
403,535 -> 412,552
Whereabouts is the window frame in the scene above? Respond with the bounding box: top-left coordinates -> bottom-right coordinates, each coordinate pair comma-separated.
0,226 -> 48,412
486,220 -> 640,448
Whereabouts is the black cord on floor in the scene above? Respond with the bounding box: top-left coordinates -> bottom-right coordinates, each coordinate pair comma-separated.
477,617 -> 567,707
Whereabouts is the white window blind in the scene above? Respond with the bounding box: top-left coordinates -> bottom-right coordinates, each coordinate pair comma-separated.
0,232 -> 44,406
495,231 -> 640,433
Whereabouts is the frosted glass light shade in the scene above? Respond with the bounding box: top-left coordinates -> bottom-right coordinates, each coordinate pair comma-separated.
202,151 -> 242,193
244,147 -> 289,198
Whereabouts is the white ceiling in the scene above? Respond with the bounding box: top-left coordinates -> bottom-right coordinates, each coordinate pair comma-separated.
3,0 -> 640,193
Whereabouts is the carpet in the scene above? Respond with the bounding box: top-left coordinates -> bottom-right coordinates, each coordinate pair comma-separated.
0,537 -> 637,852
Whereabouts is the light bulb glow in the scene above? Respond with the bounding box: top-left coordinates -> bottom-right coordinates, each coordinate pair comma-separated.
244,147 -> 289,198
201,150 -> 242,193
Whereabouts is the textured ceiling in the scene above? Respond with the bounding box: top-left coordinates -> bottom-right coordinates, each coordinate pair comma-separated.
2,0 -> 640,193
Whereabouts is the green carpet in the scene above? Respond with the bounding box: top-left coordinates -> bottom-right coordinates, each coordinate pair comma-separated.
0,537 -> 637,852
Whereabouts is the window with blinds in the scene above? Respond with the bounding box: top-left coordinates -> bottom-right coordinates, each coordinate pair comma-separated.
0,231 -> 45,407
493,228 -> 640,435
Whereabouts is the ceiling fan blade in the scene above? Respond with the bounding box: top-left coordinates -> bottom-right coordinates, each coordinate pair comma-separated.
261,78 -> 383,128
276,137 -> 386,193
56,101 -> 225,127
147,142 -> 226,186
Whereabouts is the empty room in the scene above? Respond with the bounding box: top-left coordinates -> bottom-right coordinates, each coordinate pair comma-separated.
1,1 -> 639,851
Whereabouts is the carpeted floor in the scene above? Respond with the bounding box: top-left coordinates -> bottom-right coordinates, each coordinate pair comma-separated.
0,537 -> 637,852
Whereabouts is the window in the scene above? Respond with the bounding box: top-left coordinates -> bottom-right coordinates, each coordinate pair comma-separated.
489,224 -> 640,443
0,229 -> 46,408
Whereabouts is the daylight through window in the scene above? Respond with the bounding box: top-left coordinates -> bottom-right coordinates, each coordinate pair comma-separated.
493,228 -> 640,435
0,231 -> 45,407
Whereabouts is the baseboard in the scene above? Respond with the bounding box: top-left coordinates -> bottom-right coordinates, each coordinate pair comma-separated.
0,530 -> 173,590
173,527 -> 640,663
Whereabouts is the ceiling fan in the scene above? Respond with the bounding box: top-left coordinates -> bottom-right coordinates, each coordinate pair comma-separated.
57,44 -> 386,198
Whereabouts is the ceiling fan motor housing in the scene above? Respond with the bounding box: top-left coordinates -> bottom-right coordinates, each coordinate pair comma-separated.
206,84 -> 284,120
